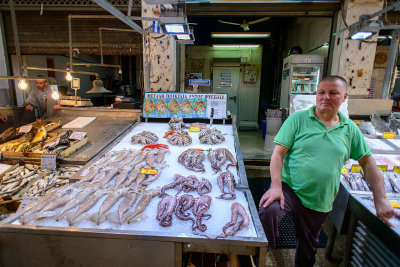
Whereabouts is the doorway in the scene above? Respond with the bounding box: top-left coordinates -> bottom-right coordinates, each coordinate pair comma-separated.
212,66 -> 241,122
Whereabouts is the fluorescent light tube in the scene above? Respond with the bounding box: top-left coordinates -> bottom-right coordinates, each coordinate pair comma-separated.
351,32 -> 373,40
211,32 -> 270,38
164,24 -> 185,33
212,44 -> 260,48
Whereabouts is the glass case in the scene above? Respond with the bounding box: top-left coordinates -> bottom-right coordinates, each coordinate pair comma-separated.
290,65 -> 321,94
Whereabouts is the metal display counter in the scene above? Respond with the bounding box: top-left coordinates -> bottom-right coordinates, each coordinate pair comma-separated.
326,180 -> 400,266
0,121 -> 268,267
342,193 -> 400,266
2,107 -> 140,165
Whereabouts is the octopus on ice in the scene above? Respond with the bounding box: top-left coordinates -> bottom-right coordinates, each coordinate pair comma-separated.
198,127 -> 225,145
168,116 -> 186,130
207,148 -> 237,173
160,174 -> 212,196
131,131 -> 159,145
178,149 -> 205,172
167,130 -> 192,146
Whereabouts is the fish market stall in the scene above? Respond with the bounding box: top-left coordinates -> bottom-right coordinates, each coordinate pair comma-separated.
0,93 -> 267,266
0,107 -> 140,165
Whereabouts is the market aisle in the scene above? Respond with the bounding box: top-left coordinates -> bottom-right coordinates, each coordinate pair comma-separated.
238,130 -> 271,160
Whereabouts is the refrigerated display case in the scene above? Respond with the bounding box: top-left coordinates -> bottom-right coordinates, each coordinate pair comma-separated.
279,54 -> 324,109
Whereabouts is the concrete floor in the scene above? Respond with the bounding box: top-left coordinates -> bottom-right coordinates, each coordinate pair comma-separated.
238,129 -> 272,160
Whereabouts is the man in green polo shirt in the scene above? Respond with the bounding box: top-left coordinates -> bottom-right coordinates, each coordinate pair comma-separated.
259,76 -> 394,267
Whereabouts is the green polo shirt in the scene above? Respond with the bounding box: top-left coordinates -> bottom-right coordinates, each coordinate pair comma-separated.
274,106 -> 371,212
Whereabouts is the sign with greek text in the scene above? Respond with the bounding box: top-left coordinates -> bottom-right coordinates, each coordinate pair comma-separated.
143,92 -> 227,119
41,155 -> 57,170
140,168 -> 158,175
350,165 -> 361,173
190,126 -> 201,132
383,132 -> 396,139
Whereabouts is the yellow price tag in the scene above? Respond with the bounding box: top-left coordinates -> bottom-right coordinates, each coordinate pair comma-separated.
350,165 -> 361,173
377,165 -> 388,172
341,167 -> 348,174
140,168 -> 158,175
383,132 -> 396,139
190,126 -> 201,132
390,201 -> 400,208
394,166 -> 400,174
352,120 -> 364,125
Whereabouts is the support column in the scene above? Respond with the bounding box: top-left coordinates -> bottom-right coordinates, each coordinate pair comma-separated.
330,0 -> 384,97
141,1 -> 176,92
0,12 -> 12,105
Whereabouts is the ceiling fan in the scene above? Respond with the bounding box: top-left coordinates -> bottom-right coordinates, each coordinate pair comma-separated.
218,17 -> 270,31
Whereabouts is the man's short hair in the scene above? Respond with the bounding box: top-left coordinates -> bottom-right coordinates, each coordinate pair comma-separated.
320,75 -> 348,92
36,75 -> 47,82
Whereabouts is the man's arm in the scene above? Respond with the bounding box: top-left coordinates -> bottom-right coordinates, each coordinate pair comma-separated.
359,155 -> 395,227
23,101 -> 34,111
259,144 -> 289,209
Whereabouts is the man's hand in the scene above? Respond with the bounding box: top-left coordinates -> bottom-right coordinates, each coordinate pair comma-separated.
359,155 -> 395,227
53,104 -> 61,111
375,197 -> 395,227
0,114 -> 7,122
25,104 -> 33,111
259,186 -> 285,209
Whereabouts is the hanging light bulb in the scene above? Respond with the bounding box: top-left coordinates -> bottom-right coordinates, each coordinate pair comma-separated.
52,91 -> 60,100
118,68 -> 123,75
66,72 -> 73,81
18,79 -> 28,90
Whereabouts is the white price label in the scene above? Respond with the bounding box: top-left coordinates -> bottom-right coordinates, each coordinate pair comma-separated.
18,125 -> 32,134
69,132 -> 87,140
41,155 -> 57,170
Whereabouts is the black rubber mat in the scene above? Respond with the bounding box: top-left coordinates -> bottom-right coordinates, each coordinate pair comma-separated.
276,212 -> 328,249
247,177 -> 328,249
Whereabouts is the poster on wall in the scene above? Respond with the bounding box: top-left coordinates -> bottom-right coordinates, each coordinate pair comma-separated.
143,92 -> 227,119
219,70 -> 232,88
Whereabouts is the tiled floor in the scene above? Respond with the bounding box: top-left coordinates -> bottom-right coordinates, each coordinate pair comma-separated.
238,129 -> 272,160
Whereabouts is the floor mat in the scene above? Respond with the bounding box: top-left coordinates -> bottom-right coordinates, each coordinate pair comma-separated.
276,213 -> 328,249
247,177 -> 328,249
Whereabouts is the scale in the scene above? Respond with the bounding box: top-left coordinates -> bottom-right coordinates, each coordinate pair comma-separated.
60,78 -> 93,107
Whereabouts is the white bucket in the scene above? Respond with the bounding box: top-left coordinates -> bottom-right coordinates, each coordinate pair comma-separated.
264,134 -> 276,152
266,118 -> 282,136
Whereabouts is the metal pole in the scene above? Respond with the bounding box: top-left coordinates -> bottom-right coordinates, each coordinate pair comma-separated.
127,0 -> 133,17
91,0 -> 144,35
99,27 -> 103,65
24,66 -> 99,78
382,30 -> 400,99
68,15 -> 73,72
9,0 -> 22,77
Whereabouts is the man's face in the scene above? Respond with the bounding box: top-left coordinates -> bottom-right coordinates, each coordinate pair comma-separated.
35,80 -> 47,91
316,80 -> 347,113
